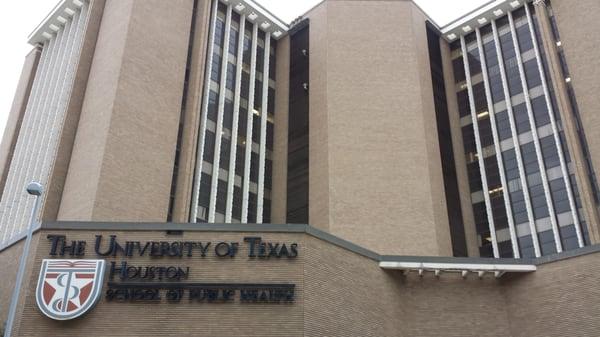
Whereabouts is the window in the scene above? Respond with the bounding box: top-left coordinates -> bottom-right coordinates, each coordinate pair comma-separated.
550,178 -> 570,213
495,110 -> 511,140
540,135 -> 560,169
524,59 -> 541,88
516,23 -> 533,52
513,103 -> 530,134
531,96 -> 550,127
229,28 -> 238,56
453,57 -> 466,83
208,90 -> 218,121
203,131 -> 216,163
225,63 -> 236,90
521,142 -> 539,174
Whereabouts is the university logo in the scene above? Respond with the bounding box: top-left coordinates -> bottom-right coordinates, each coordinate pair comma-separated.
36,259 -> 105,320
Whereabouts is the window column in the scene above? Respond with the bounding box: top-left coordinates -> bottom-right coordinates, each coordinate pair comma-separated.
225,14 -> 246,223
492,19 -> 541,257
476,28 -> 520,258
208,4 -> 233,222
256,32 -> 271,223
241,23 -> 259,223
508,10 -> 562,253
461,35 -> 499,258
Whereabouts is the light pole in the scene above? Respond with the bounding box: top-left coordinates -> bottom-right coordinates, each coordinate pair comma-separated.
4,182 -> 43,337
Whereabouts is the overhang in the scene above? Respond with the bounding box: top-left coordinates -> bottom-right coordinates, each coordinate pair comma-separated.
28,0 -> 85,45
379,259 -> 536,279
28,0 -> 290,47
440,0 -> 532,42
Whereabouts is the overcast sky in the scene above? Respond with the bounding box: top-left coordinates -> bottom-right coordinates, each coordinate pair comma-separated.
0,0 -> 488,138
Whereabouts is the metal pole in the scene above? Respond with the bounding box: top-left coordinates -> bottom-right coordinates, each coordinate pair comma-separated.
4,182 -> 43,337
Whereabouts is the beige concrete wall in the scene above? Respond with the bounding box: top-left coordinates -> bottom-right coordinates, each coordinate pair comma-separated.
304,0 -> 452,256
271,36 -> 290,224
0,47 -> 41,200
58,0 -> 193,222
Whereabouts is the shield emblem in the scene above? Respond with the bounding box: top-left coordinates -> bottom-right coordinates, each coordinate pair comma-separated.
36,259 -> 105,320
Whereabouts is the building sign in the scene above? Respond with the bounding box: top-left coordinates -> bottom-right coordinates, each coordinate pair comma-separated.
36,234 -> 299,321
36,259 -> 105,320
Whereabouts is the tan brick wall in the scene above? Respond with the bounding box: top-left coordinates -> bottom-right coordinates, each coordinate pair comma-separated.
271,36 -> 290,224
171,0 -> 213,222
303,235 -> 399,337
0,235 -> 42,334
58,0 -> 193,222
304,0 -> 452,256
2,226 -> 600,336
16,230 -> 305,337
307,2 -> 331,231
502,253 -> 600,337
303,235 -> 510,337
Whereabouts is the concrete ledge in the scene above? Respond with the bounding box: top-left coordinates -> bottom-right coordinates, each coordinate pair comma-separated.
41,221 -> 310,233
380,255 -> 536,265
1,221 -> 599,267
534,244 -> 600,265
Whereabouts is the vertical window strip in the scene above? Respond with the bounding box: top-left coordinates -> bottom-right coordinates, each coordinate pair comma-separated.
508,10 -> 562,253
37,4 -> 88,218
525,3 -> 584,247
461,35 -> 500,258
241,24 -> 259,223
225,15 -> 247,223
191,0 -> 219,222
1,2 -> 89,243
208,4 -> 233,222
9,16 -> 74,239
0,40 -> 52,243
256,33 -> 271,224
492,19 -> 541,257
5,27 -> 66,240
0,37 -> 52,243
476,27 -> 521,258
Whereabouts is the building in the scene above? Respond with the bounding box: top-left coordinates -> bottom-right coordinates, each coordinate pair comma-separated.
0,0 -> 599,336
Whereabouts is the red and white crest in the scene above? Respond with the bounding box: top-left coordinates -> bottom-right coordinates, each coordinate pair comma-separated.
36,259 -> 105,320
